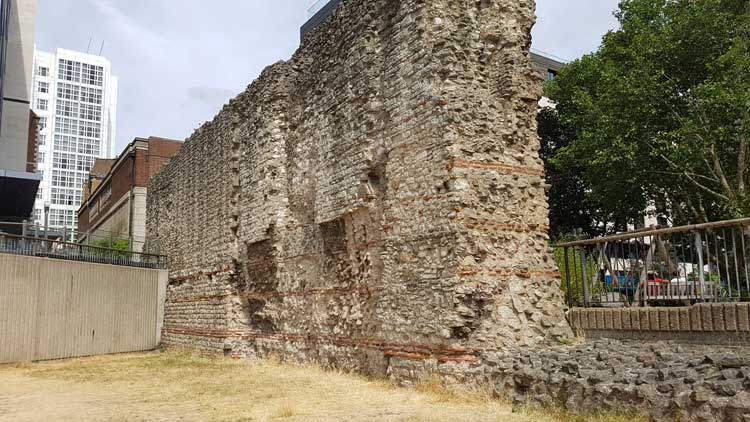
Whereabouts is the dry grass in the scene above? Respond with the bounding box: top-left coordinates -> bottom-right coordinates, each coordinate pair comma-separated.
0,351 -> 648,422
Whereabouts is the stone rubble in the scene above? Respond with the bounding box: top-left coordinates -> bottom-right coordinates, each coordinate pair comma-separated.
488,339 -> 750,421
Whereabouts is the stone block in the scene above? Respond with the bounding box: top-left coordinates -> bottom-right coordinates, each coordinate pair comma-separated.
649,308 -> 659,331
712,304 -> 726,332
690,305 -> 703,332
737,304 -> 750,332
630,309 -> 641,331
724,304 -> 737,332
639,308 -> 651,331
622,308 -> 632,330
701,304 -> 714,331
596,309 -> 605,330
604,309 -> 614,330
612,309 -> 623,330
678,308 -> 691,331
578,309 -> 589,330
571,309 -> 582,330
668,308 -> 680,331
658,309 -> 670,331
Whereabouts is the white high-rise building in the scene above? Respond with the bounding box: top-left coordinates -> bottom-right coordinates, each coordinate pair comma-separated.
29,48 -> 118,231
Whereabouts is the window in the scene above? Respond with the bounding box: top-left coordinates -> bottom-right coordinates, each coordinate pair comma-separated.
101,183 -> 112,204
54,118 -> 78,135
81,63 -> 104,86
58,59 -> 81,82
37,81 -> 49,93
79,121 -> 100,138
57,83 -> 80,101
77,137 -> 100,156
48,208 -> 77,228
36,98 -> 48,111
38,134 -> 46,146
37,152 -> 45,164
547,69 -> 557,81
55,100 -> 79,118
76,155 -> 95,172
38,117 -> 47,131
79,104 -> 102,121
51,170 -> 85,188
53,134 -> 77,152
37,66 -> 49,77
80,86 -> 102,104
52,151 -> 77,170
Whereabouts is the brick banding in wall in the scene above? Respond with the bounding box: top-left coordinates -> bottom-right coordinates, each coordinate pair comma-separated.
162,327 -> 479,363
449,158 -> 545,177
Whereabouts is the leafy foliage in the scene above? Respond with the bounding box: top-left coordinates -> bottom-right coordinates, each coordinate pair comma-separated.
546,0 -> 750,229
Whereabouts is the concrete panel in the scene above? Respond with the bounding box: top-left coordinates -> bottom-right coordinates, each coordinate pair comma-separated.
0,253 -> 166,363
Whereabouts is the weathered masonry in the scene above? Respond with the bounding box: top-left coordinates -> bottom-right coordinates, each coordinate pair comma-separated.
147,0 -> 571,380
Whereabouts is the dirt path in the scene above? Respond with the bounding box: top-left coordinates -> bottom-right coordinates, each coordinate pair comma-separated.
0,352 -> 634,422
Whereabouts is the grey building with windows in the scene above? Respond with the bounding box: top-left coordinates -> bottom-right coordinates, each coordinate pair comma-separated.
0,0 -> 39,222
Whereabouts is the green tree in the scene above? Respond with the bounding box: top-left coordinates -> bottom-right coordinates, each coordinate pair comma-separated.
547,0 -> 750,226
538,107 -> 603,238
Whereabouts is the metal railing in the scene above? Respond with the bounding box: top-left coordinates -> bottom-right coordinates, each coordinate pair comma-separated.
556,218 -> 750,308
0,221 -> 157,254
0,233 -> 166,269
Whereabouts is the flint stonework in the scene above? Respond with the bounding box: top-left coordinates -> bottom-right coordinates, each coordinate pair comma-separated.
148,0 -> 570,378
146,1 -> 750,420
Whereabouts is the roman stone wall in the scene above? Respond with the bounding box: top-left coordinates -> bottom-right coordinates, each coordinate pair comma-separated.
147,0 -> 571,379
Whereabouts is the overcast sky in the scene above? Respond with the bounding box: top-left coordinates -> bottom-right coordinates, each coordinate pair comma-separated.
35,0 -> 621,153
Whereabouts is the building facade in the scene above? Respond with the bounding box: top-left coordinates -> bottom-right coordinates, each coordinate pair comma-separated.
77,137 -> 181,253
30,48 -> 118,232
0,0 -> 39,222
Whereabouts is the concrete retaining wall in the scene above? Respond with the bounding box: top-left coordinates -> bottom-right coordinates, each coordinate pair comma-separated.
569,304 -> 750,345
0,253 -> 167,363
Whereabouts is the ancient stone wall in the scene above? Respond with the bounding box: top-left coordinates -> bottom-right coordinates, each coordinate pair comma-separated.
147,0 -> 571,379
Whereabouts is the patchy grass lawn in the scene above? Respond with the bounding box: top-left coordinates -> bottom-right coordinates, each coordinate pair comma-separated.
0,352 -> 646,422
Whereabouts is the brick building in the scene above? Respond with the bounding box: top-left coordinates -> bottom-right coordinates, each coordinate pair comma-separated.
77,136 -> 181,252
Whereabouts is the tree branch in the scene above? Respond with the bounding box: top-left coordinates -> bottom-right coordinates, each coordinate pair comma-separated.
655,152 -> 730,201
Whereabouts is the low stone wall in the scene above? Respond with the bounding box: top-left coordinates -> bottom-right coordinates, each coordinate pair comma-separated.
569,304 -> 750,345
491,339 -> 750,422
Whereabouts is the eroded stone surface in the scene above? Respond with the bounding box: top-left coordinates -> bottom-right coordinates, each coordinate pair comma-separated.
490,339 -> 750,422
147,0 -> 570,378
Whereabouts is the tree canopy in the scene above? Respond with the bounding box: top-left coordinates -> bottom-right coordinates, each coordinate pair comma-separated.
545,0 -> 750,234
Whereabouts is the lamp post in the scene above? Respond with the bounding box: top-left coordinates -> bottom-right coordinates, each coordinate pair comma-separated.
43,202 -> 50,242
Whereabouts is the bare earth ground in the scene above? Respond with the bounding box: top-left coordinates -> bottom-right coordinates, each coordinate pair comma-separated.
0,352 -> 643,422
